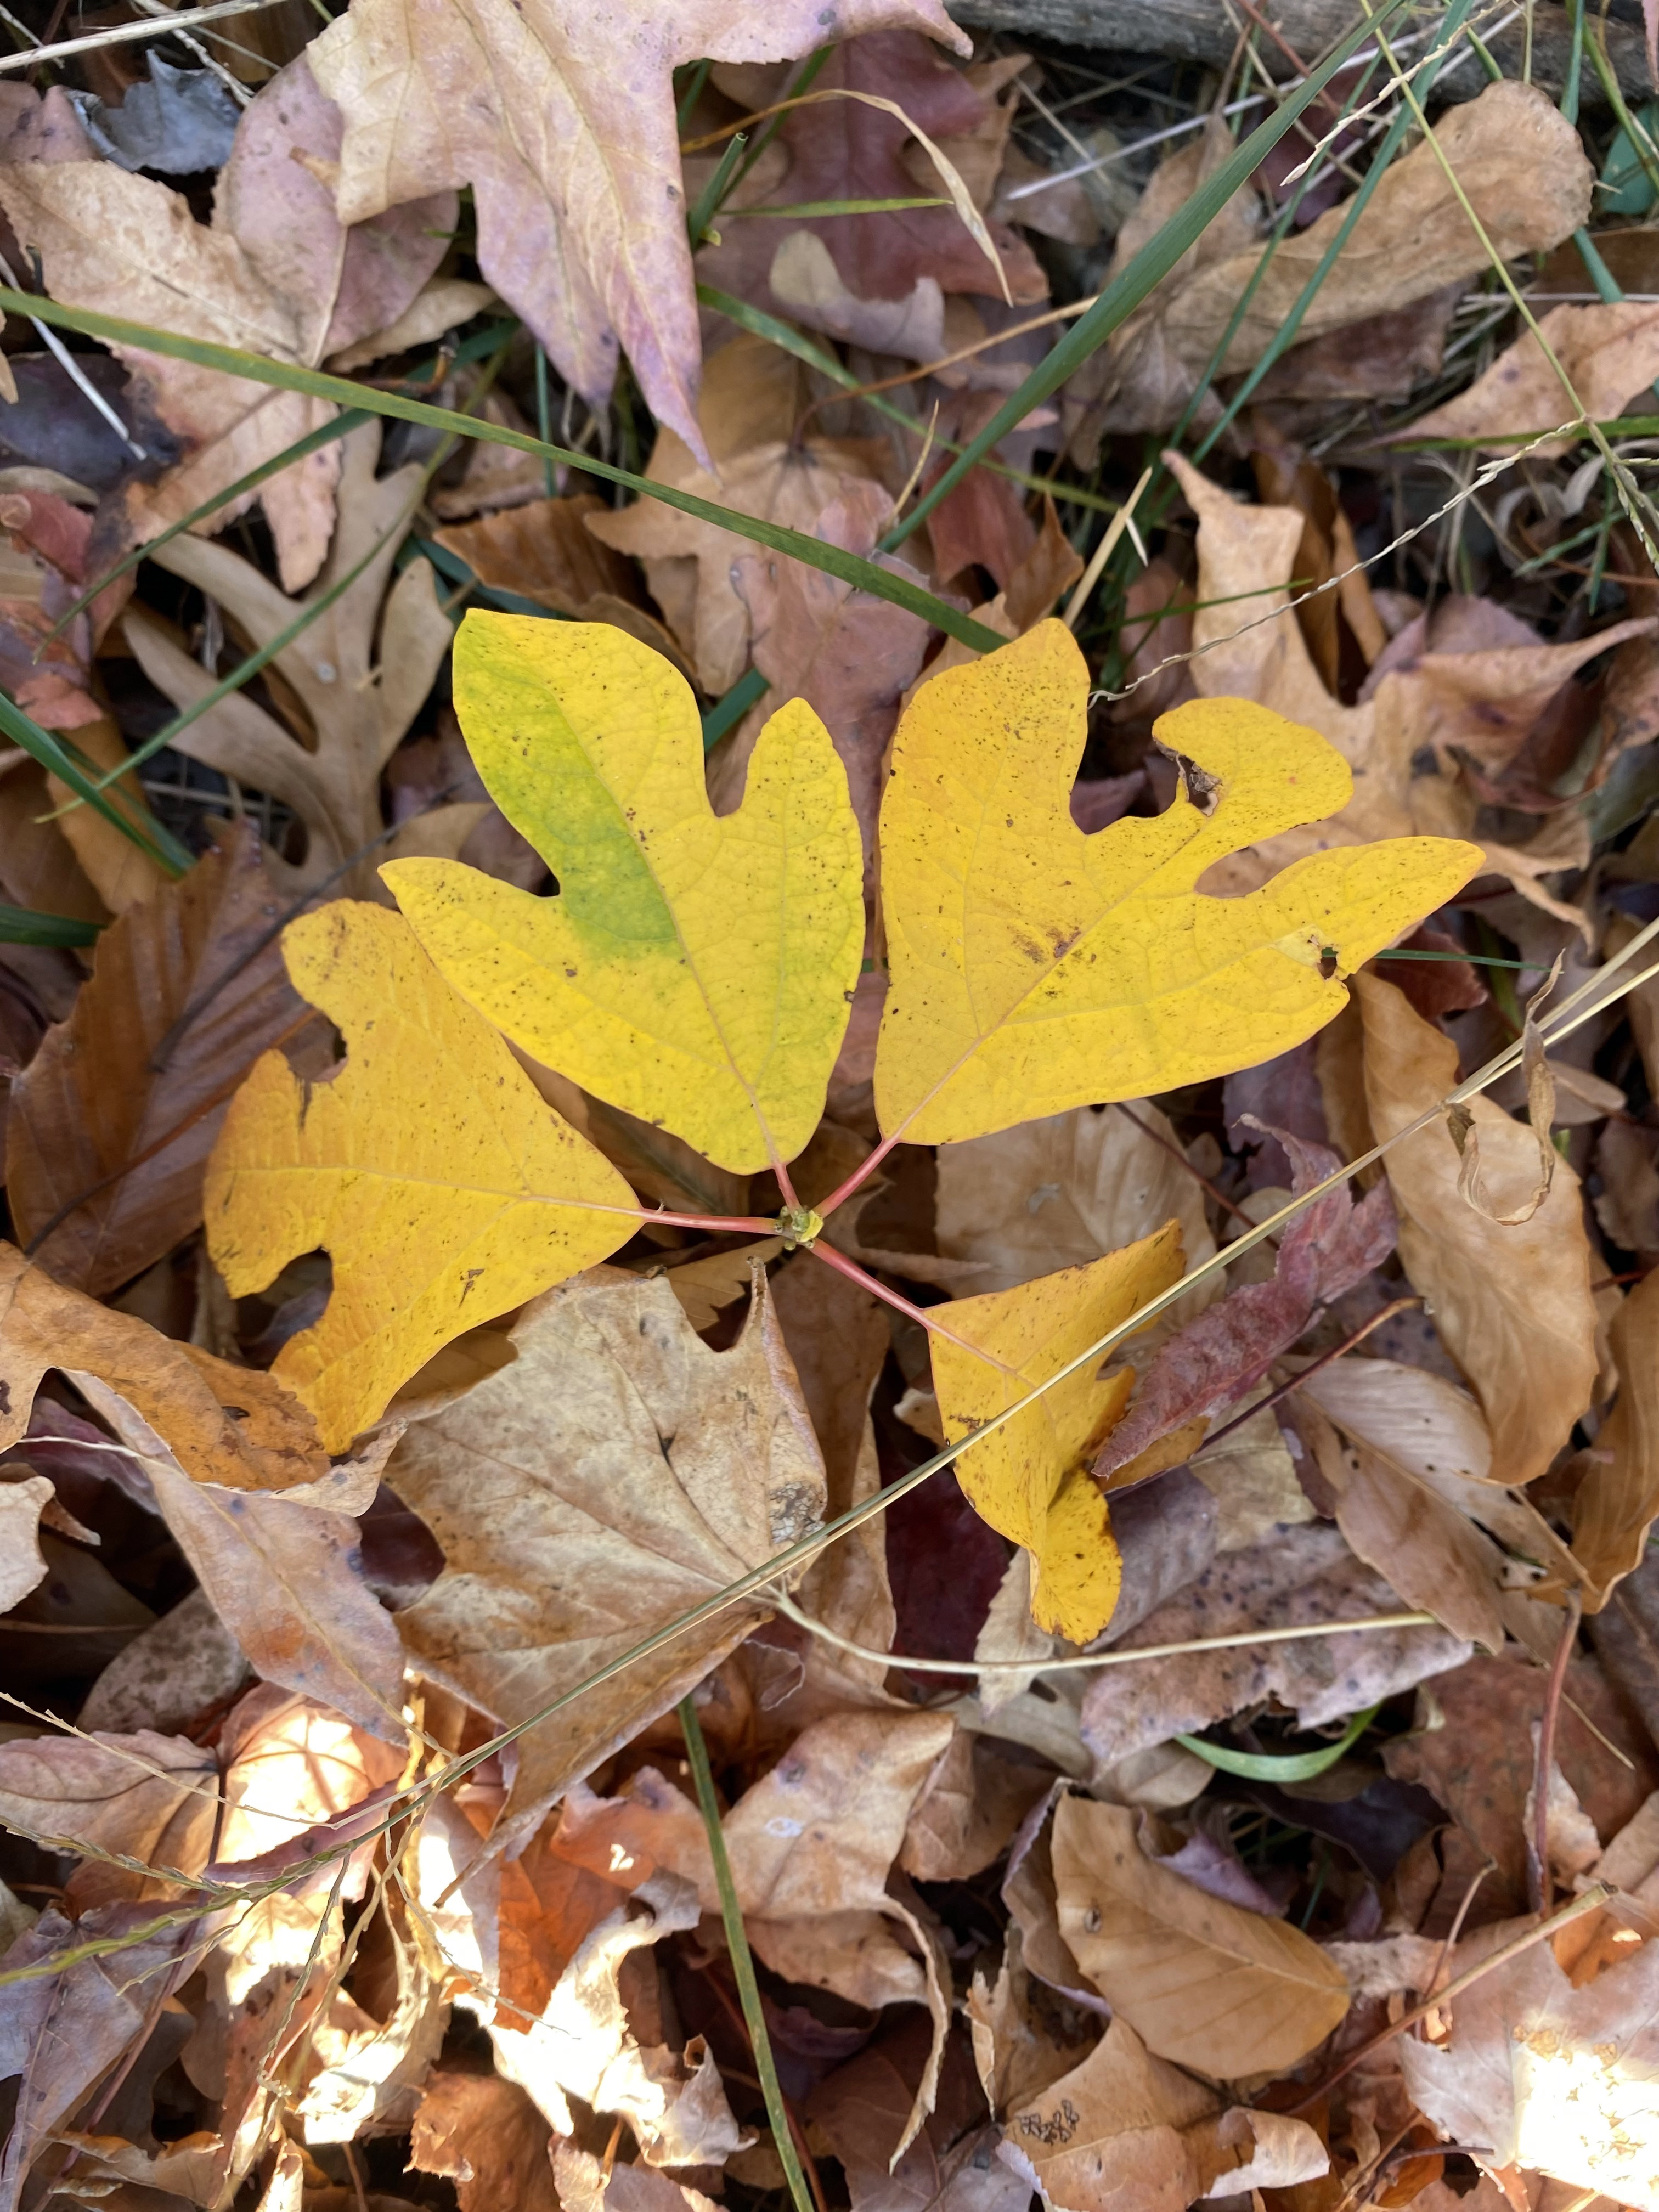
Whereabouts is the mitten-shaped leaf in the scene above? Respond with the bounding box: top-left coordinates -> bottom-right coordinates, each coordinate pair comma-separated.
382,615 -> 864,1173
928,1221 -> 1186,1644
205,901 -> 637,1449
874,621 -> 1482,1145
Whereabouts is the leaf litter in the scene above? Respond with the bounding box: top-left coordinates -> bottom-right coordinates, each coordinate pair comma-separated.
12,8 -> 1659,2212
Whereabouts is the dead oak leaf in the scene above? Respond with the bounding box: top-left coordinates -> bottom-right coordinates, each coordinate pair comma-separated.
307,0 -> 970,461
0,57 -> 452,591
386,1267 -> 826,1850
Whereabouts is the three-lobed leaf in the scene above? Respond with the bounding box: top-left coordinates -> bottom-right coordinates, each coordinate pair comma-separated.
206,899 -> 637,1449
383,616 -> 865,1175
873,620 -> 1483,1144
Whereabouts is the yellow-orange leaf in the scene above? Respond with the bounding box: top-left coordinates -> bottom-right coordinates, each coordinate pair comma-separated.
874,620 -> 1482,1145
928,1221 -> 1186,1644
205,900 -> 637,1449
382,614 -> 864,1173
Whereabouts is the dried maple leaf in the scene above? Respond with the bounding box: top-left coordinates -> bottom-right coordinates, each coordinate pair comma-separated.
121,422 -> 476,894
308,0 -> 970,459
6,821 -> 303,1296
1065,81 -> 1590,458
0,57 -> 453,589
386,1267 -> 826,1844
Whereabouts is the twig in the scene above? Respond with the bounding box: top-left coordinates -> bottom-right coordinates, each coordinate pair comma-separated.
0,0 -> 293,73
1290,1882 -> 1612,2110
766,1587 -> 1438,1677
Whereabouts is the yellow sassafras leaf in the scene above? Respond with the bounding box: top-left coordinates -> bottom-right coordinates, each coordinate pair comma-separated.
381,614 -> 864,1173
204,901 -> 637,1450
874,620 -> 1483,1145
929,1222 -> 1186,1643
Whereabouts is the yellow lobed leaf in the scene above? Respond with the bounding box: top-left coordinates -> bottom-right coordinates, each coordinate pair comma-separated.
928,1221 -> 1186,1643
204,900 -> 637,1450
873,620 -> 1483,1144
382,614 -> 864,1173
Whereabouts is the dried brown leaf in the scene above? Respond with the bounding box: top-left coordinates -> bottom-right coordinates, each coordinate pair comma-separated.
1050,1796 -> 1351,2077
1357,974 -> 1598,1486
387,1268 -> 826,1846
6,822 -> 302,1296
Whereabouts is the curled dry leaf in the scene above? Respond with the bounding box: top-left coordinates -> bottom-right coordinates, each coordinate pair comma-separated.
122,422 -> 473,895
1406,300 -> 1659,454
410,2070 -> 557,2212
82,1384 -> 407,1742
5,821 -> 302,1297
1002,2016 -> 1329,2212
0,1242 -> 327,1489
206,900 -> 637,1450
1050,1795 -> 1351,2079
309,0 -> 969,459
1572,1267 -> 1659,1605
929,1223 -> 1187,1643
1065,81 -> 1590,454
416,1799 -> 744,2165
387,1268 -> 826,1846
1357,974 -> 1597,1486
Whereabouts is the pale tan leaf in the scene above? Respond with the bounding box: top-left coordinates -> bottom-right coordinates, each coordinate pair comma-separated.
1051,1796 -> 1350,2078
1357,975 -> 1598,1485
0,1475 -> 53,1612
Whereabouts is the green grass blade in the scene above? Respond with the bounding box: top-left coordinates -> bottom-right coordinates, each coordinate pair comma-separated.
0,689 -> 191,876
678,1694 -> 816,2212
702,664 -> 769,747
1175,1702 -> 1379,1782
0,287 -> 1007,657
1193,0 -> 1476,460
880,0 -> 1415,551
0,901 -> 102,947
731,196 -> 947,217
